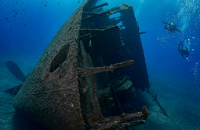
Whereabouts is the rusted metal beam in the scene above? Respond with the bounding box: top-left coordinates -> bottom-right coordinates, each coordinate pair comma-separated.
77,60 -> 134,77
89,2 -> 108,11
79,26 -> 120,34
90,106 -> 149,130
139,31 -> 147,34
82,10 -> 111,21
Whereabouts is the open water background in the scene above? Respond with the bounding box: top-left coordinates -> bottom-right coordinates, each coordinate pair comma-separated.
0,0 -> 200,129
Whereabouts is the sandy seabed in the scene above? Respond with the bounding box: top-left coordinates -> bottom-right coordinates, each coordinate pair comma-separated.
132,75 -> 200,130
1,57 -> 200,130
0,57 -> 47,130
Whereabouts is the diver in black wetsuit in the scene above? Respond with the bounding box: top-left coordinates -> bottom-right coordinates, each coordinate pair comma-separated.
163,21 -> 182,34
178,40 -> 190,58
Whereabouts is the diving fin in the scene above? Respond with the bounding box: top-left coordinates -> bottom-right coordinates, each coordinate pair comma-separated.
4,84 -> 23,96
5,61 -> 28,96
6,61 -> 26,81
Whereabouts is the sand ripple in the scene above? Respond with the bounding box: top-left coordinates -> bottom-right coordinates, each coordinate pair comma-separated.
0,82 -> 48,130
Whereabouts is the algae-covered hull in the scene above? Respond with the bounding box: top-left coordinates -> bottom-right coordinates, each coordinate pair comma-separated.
14,0 -> 149,129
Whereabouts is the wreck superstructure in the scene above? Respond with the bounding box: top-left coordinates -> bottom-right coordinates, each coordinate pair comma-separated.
13,0 -> 150,130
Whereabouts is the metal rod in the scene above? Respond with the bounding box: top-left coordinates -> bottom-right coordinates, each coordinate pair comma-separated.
89,2 -> 108,11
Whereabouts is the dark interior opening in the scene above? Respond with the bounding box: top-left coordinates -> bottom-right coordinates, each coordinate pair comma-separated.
50,45 -> 69,72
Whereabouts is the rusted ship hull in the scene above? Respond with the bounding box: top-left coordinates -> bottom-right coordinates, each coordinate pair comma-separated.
13,0 -> 149,129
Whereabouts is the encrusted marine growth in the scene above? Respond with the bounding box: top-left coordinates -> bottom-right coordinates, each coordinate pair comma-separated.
13,0 -> 150,130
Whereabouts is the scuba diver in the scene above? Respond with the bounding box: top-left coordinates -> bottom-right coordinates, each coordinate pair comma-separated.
178,40 -> 190,58
163,21 -> 182,34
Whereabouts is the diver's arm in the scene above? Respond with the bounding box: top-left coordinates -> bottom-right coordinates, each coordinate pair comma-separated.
163,21 -> 168,24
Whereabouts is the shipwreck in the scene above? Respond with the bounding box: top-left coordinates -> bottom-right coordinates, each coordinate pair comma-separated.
13,0 -> 150,129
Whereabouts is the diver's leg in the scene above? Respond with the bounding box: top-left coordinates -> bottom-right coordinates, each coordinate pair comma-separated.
176,29 -> 182,34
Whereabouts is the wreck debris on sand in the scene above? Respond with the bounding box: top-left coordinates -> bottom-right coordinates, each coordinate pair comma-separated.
13,0 -> 150,129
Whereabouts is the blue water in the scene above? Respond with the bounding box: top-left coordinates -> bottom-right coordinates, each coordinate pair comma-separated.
0,0 -> 200,129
